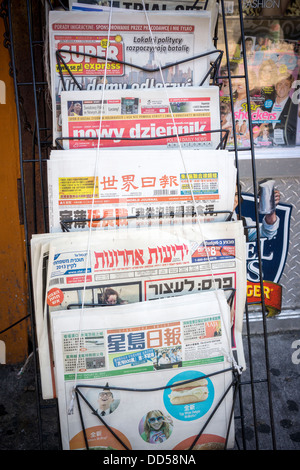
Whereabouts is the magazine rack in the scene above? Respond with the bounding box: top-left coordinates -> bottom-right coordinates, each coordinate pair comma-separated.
2,0 -> 277,450
73,368 -> 240,450
59,209 -> 234,232
55,128 -> 230,150
54,45 -> 228,150
56,46 -> 224,87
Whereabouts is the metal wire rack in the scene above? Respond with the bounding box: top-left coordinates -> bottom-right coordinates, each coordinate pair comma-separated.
1,0 -> 278,450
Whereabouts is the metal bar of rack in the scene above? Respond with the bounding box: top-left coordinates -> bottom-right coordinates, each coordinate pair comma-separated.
2,0 -> 279,451
219,0 -> 277,450
73,368 -> 240,450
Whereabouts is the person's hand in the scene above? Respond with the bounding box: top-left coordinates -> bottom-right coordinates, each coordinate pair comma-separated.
265,189 -> 280,225
68,102 -> 74,114
163,416 -> 173,426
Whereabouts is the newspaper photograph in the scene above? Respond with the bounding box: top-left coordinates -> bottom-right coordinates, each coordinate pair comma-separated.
50,291 -> 235,450
49,9 -> 214,143
59,87 -> 222,150
47,148 -> 236,232
31,221 -> 246,398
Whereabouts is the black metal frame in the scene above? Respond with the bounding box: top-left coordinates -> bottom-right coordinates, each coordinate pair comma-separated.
74,369 -> 241,450
2,0 -> 278,451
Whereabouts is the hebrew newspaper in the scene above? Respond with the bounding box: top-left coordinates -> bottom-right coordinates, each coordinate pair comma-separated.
31,221 -> 246,399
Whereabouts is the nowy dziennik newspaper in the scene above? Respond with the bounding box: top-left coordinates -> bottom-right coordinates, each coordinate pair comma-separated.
31,222 -> 246,399
50,291 -> 235,450
47,148 -> 236,232
59,87 -> 222,150
49,8 -> 215,143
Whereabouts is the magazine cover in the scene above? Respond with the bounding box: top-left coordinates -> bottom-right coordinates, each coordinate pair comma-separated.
31,221 -> 246,398
59,87 -> 222,150
50,291 -> 236,450
47,148 -> 236,232
49,9 -> 214,143
220,44 -> 299,149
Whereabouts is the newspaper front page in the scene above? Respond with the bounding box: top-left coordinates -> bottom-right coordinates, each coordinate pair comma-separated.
50,290 -> 235,450
31,221 -> 246,399
49,9 -> 213,143
47,148 -> 236,232
59,87 -> 221,150
70,1 -> 219,56
69,0 -> 218,18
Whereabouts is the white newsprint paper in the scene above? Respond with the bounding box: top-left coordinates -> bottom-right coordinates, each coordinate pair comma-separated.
69,0 -> 219,20
50,290 -> 235,450
69,1 -> 220,55
59,87 -> 222,150
47,148 -> 236,232
49,9 -> 214,143
31,221 -> 246,399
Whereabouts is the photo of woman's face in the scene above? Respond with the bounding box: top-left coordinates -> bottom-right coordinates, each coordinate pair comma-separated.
106,294 -> 117,305
148,414 -> 164,430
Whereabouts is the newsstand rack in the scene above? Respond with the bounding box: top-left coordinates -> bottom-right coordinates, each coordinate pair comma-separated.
1,0 -> 278,450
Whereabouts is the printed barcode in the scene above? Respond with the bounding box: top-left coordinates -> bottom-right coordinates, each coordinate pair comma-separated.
49,278 -> 64,286
153,190 -> 177,195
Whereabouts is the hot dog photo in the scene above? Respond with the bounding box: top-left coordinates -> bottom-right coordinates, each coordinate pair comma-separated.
168,378 -> 209,405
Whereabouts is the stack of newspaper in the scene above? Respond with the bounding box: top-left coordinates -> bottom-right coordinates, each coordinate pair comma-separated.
51,291 -> 235,450
47,148 -> 237,232
32,221 -> 247,387
48,3 -> 220,144
32,223 -> 246,448
33,0 -> 247,450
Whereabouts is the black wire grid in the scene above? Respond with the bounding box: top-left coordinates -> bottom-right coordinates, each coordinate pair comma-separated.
73,369 -> 241,450
1,0 -> 277,450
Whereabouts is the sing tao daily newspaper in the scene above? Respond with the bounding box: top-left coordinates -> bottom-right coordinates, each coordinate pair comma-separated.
30,221 -> 246,399
47,148 -> 236,232
50,290 -> 236,450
